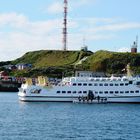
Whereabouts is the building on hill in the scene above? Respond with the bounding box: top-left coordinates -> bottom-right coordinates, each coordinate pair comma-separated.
131,41 -> 137,53
75,71 -> 105,77
0,71 -> 8,77
16,64 -> 32,70
81,46 -> 88,52
131,36 -> 138,53
4,65 -> 17,70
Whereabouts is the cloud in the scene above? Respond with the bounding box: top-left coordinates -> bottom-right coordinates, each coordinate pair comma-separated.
92,22 -> 140,32
80,20 -> 140,33
0,12 -> 28,28
46,2 -> 63,14
118,47 -> 130,52
0,13 -> 63,60
70,0 -> 93,7
43,0 -> 95,14
0,12 -> 140,61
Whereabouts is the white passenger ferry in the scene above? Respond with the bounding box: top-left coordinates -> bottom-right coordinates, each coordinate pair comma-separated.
18,64 -> 140,103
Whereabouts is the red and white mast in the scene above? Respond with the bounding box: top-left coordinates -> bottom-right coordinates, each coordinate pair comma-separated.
63,0 -> 68,50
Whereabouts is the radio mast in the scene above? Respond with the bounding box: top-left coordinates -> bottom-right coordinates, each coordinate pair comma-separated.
62,0 -> 68,50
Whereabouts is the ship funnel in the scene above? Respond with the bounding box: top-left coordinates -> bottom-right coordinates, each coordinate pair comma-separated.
38,76 -> 51,87
25,78 -> 33,85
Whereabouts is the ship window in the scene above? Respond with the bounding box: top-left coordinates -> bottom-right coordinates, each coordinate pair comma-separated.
57,91 -> 60,93
115,91 -> 119,94
115,84 -> 119,86
136,90 -> 139,93
104,83 -> 108,86
78,91 -> 82,94
110,91 -> 113,94
83,83 -> 87,86
130,91 -> 134,93
99,84 -> 103,86
73,83 -> 76,86
73,91 -> 76,94
95,91 -> 98,94
99,91 -> 103,94
110,84 -> 113,86
89,83 -> 92,86
62,91 -> 66,93
123,78 -> 128,81
67,91 -> 71,94
105,91 -> 108,94
94,83 -> 98,86
120,83 -> 124,86
120,91 -> 124,94
31,89 -> 41,94
129,81 -> 133,84
78,83 -> 82,86
125,83 -> 128,86
125,91 -> 129,93
83,91 -> 87,94
136,82 -> 140,85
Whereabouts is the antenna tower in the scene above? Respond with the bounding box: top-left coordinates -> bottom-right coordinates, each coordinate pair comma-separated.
63,0 -> 68,51
136,35 -> 138,46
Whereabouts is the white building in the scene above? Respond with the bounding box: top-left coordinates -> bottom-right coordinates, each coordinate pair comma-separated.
75,71 -> 105,77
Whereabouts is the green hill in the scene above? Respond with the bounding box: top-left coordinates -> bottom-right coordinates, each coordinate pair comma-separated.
12,50 -> 92,68
1,49 -> 140,77
83,50 -> 140,74
9,50 -> 92,77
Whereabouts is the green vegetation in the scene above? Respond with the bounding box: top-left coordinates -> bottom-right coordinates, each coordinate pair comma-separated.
83,50 -> 140,74
1,50 -> 140,77
12,50 -> 92,68
10,50 -> 92,77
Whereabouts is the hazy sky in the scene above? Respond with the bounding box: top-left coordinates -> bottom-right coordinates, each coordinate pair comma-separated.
0,0 -> 140,61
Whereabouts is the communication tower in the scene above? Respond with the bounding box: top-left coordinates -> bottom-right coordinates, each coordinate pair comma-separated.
62,0 -> 68,51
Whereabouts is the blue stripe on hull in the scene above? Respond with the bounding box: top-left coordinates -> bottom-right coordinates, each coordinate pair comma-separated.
19,96 -> 140,103
108,97 -> 140,103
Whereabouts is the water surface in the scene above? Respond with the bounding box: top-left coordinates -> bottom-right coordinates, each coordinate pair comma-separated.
0,92 -> 140,140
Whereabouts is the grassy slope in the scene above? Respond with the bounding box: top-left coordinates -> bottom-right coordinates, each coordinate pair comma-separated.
10,49 -> 140,76
84,50 -> 140,74
12,50 -> 93,68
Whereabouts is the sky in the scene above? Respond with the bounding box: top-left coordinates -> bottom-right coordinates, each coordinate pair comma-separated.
0,0 -> 140,61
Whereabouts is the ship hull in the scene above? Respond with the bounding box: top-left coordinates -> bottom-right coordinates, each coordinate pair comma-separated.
18,93 -> 140,103
0,81 -> 21,92
0,86 -> 19,92
107,96 -> 140,103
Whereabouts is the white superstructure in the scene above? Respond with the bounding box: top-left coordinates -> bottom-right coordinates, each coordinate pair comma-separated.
18,74 -> 140,103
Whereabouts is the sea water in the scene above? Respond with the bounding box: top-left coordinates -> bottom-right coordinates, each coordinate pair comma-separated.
0,92 -> 140,140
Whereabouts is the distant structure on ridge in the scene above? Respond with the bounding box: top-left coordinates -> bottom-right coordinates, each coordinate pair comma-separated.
81,36 -> 88,52
62,0 -> 68,51
131,36 -> 138,53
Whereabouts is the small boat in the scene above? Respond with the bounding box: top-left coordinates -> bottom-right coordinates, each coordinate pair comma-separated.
0,78 -> 21,92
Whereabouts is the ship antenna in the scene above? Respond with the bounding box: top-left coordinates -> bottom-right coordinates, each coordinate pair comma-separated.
83,36 -> 86,47
136,35 -> 138,47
